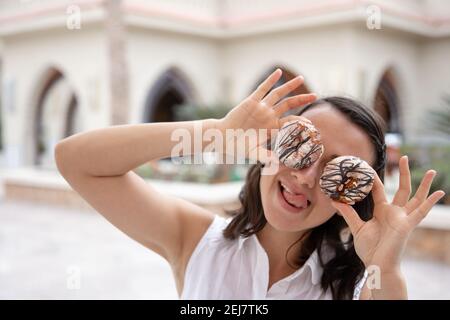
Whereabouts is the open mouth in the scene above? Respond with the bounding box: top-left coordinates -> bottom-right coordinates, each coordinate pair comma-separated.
278,181 -> 311,212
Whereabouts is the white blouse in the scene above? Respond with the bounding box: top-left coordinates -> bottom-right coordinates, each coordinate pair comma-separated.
181,215 -> 367,300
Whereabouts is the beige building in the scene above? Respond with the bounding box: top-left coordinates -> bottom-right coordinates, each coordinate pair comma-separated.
2,1 -> 450,298
0,0 -> 449,204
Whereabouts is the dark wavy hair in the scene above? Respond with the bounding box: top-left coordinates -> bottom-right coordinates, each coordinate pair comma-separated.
223,96 -> 387,300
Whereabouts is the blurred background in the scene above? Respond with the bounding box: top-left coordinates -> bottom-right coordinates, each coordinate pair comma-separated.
0,0 -> 449,299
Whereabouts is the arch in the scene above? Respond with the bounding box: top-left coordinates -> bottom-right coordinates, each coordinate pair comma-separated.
0,56 -> 3,152
252,65 -> 311,116
373,67 -> 402,134
64,94 -> 80,137
373,67 -> 404,177
143,67 -> 195,123
31,66 -> 81,168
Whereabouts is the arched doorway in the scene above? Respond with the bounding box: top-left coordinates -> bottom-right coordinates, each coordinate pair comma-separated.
141,67 -> 197,178
34,67 -> 81,169
64,94 -> 80,137
254,66 -> 311,116
373,68 -> 402,176
143,67 -> 194,123
0,57 -> 3,154
374,69 -> 401,133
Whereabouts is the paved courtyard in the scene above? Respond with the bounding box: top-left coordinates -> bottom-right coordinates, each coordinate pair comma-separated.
1,199 -> 450,300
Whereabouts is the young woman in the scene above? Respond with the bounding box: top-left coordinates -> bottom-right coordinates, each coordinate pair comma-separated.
55,69 -> 445,300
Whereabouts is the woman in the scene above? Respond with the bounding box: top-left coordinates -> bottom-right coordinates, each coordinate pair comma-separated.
55,69 -> 445,300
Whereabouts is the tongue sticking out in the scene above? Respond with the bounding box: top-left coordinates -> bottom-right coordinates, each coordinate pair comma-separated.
282,189 -> 308,208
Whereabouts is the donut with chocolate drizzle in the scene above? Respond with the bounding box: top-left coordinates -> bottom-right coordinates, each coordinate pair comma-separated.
274,119 -> 324,169
319,156 -> 375,204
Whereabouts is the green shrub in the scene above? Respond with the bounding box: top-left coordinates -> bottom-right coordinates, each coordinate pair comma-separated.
174,103 -> 231,121
401,144 -> 450,204
427,94 -> 450,136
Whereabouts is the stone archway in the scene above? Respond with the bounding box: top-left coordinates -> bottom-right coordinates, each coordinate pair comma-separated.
64,94 -> 80,137
34,67 -> 80,168
143,67 -> 194,123
0,56 -> 3,154
374,69 -> 401,134
374,68 -> 402,176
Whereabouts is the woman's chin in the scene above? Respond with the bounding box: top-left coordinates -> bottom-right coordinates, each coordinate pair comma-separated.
264,194 -> 309,230
264,210 -> 307,232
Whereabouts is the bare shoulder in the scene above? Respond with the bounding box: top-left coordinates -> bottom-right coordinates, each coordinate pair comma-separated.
176,197 -> 216,260
172,197 -> 216,294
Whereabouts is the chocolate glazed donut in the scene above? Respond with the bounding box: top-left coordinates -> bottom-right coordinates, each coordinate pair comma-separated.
274,119 -> 324,169
319,156 -> 375,205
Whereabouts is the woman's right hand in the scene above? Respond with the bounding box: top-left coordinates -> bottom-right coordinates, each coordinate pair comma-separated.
216,68 -> 317,163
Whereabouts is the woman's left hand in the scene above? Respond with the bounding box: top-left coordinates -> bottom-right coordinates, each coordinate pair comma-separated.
331,155 -> 445,272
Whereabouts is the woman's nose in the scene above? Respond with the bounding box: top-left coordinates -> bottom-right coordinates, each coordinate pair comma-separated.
289,161 -> 321,189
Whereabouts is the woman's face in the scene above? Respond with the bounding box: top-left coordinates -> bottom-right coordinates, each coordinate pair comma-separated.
260,103 -> 376,232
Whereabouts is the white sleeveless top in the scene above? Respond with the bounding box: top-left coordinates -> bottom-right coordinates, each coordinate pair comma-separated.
181,215 -> 367,300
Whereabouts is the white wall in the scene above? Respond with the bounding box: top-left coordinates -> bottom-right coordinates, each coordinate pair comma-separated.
127,27 -> 223,124
1,24 -> 109,167
1,7 -> 449,169
224,25 -> 360,103
223,23 -> 439,142
417,36 -> 450,141
353,27 -> 421,140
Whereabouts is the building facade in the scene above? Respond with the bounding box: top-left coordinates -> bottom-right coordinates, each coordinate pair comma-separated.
1,0 -> 450,171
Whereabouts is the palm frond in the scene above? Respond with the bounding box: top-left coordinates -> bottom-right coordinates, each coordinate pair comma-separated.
427,95 -> 450,136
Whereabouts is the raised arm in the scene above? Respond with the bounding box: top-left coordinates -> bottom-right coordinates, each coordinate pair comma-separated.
54,119 -> 219,264
54,68 -> 316,294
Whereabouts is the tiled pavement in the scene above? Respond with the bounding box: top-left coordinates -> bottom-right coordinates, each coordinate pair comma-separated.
1,199 -> 449,300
